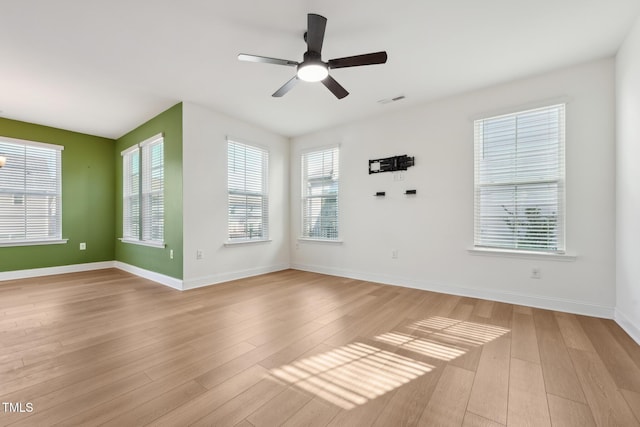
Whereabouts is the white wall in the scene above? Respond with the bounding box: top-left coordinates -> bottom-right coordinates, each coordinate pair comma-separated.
182,102 -> 290,289
291,59 -> 616,317
616,16 -> 640,342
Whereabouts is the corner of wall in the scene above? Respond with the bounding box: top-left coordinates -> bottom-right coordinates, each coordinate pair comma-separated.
615,308 -> 640,345
114,103 -> 184,280
614,14 -> 640,346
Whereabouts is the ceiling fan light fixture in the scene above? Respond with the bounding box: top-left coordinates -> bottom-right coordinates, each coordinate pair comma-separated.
238,13 -> 386,98
297,63 -> 328,82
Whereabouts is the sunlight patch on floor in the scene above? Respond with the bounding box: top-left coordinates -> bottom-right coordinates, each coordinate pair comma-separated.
270,316 -> 510,410
271,342 -> 434,409
374,332 -> 467,361
373,317 -> 509,360
410,317 -> 510,346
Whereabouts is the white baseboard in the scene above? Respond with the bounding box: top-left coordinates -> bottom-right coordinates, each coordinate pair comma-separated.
183,264 -> 290,290
614,308 -> 640,345
0,259 -> 624,328
113,261 -> 184,290
0,260 -> 285,293
292,263 -> 615,319
0,261 -> 116,282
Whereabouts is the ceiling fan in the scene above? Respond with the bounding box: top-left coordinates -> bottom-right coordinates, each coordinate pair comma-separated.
238,13 -> 388,99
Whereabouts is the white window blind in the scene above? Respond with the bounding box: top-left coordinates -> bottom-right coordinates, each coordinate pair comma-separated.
302,146 -> 339,240
141,137 -> 164,243
474,104 -> 565,253
121,134 -> 164,245
227,139 -> 269,241
0,137 -> 63,244
122,147 -> 140,240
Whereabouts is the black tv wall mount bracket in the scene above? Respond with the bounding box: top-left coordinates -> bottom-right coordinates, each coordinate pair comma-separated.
369,155 -> 415,174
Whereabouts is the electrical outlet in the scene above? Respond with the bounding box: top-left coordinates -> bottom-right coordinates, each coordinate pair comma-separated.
169,249 -> 174,259
531,268 -> 541,279
196,250 -> 203,260
391,249 -> 398,259
79,242 -> 86,250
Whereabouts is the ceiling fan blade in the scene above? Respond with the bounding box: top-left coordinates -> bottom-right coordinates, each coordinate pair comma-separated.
238,54 -> 298,67
322,75 -> 349,99
272,76 -> 299,97
328,51 -> 388,69
307,14 -> 327,53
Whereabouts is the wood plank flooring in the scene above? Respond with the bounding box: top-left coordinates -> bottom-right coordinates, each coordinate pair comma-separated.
0,268 -> 639,426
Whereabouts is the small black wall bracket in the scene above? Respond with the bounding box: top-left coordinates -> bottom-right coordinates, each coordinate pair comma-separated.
405,189 -> 417,195
375,191 -> 386,197
369,155 -> 415,174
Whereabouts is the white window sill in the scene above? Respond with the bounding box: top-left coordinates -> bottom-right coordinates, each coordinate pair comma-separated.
468,247 -> 576,262
224,239 -> 272,247
0,238 -> 68,247
119,238 -> 166,249
298,237 -> 343,245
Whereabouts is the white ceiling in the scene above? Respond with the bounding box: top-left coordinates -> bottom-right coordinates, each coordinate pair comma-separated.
1,1 -> 639,140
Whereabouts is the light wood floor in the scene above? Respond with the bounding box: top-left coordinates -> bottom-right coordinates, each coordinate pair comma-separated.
0,269 -> 639,426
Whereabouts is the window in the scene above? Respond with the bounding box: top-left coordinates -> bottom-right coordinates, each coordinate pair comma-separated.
122,146 -> 140,240
0,137 -> 64,245
474,104 -> 565,253
227,139 -> 269,241
301,146 -> 339,240
122,133 -> 164,246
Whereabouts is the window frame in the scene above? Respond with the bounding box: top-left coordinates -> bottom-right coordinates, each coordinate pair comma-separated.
473,103 -> 566,254
300,145 -> 340,241
226,138 -> 270,243
121,133 -> 165,248
0,136 -> 66,247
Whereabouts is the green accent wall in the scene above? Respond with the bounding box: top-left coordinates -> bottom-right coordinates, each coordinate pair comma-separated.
115,103 -> 183,279
0,118 -> 115,271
